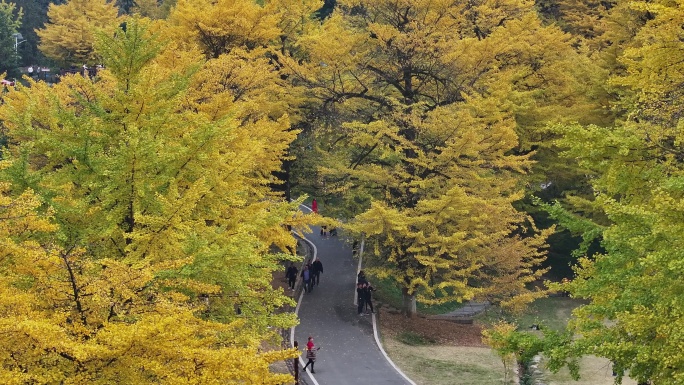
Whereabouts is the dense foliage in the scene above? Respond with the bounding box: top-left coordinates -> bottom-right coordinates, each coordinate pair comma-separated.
0,15 -> 305,384
0,0 -> 21,76
0,0 -> 683,383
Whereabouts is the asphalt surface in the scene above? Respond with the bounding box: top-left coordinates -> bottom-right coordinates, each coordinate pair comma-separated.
293,227 -> 412,385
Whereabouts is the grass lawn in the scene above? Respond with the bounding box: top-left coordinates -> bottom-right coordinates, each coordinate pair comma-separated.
475,296 -> 586,332
509,296 -> 585,331
380,296 -> 640,385
382,337 -> 515,385
372,277 -> 464,315
543,355 -> 637,385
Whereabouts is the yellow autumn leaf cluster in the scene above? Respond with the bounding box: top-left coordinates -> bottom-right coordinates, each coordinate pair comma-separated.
1,18 -> 303,384
284,0 -> 566,314
37,0 -> 120,66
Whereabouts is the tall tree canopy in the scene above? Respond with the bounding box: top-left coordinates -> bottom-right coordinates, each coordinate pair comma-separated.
283,0 -> 589,315
131,0 -> 175,19
164,0 -> 324,201
0,0 -> 22,77
167,0 -> 280,59
539,0 -> 684,383
0,19 -> 303,383
36,0 -> 120,66
12,0 -> 61,67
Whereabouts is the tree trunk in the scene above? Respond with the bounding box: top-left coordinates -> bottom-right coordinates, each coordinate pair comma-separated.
401,287 -> 417,317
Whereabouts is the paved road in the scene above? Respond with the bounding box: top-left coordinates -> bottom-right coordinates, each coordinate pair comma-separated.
293,227 -> 412,385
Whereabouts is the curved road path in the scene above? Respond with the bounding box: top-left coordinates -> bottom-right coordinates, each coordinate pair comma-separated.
292,223 -> 413,385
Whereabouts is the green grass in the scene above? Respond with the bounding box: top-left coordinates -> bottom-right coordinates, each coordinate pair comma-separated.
411,357 -> 499,383
381,341 -> 515,385
396,331 -> 436,346
477,297 -> 586,331
371,277 -> 465,315
515,297 -> 585,331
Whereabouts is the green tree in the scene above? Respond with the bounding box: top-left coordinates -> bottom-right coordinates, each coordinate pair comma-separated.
284,0 -> 586,315
116,0 -> 135,13
0,0 -> 22,77
0,19 -> 301,383
12,0 -> 60,67
540,1 -> 684,383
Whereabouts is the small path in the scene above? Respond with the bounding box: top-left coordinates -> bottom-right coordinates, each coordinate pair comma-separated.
293,226 -> 412,385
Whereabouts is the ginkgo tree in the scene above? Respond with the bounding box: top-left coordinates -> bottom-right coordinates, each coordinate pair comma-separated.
537,1 -> 684,384
0,18 -> 304,383
283,0 -> 587,315
163,0 -> 324,202
36,0 -> 120,67
167,0 -> 280,59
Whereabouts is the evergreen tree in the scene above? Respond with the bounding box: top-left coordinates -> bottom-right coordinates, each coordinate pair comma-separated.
0,0 -> 21,77
12,0 -> 62,67
115,0 -> 135,13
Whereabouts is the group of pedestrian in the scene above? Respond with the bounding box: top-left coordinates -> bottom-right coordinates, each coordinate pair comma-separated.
27,65 -> 51,81
319,225 -> 338,237
356,270 -> 376,315
287,259 -> 324,293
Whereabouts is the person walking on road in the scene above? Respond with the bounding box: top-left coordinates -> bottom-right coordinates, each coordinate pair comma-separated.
364,282 -> 376,314
312,259 -> 323,286
286,262 -> 298,291
303,336 -> 320,373
357,282 -> 366,315
301,265 -> 312,293
306,260 -> 316,293
312,199 -> 318,214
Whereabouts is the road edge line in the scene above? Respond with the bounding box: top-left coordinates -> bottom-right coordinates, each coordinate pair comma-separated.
371,313 -> 417,385
357,236 -> 416,385
290,203 -> 320,385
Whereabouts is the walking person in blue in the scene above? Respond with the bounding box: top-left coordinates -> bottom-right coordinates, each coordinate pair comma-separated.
301,265 -> 312,293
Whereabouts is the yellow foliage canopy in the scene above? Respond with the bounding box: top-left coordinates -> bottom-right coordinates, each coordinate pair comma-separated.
285,0 -> 563,313
0,19 -> 300,384
37,0 -> 121,66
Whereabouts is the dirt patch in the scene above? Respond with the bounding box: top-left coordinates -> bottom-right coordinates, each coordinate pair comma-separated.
379,309 -> 485,347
